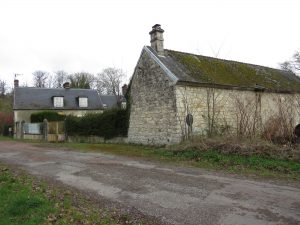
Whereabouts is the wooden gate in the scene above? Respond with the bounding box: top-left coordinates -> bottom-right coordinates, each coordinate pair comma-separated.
47,121 -> 65,142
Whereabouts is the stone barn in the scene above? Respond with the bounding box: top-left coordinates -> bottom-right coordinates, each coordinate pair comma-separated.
128,24 -> 300,145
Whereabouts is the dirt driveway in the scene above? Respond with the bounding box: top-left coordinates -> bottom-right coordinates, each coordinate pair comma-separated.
0,141 -> 299,225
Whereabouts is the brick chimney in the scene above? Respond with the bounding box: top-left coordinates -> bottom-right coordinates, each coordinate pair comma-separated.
149,24 -> 164,56
122,84 -> 128,96
14,79 -> 19,88
63,82 -> 70,89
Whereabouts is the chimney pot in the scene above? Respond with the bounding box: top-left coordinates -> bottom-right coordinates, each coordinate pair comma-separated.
63,82 -> 70,89
14,79 -> 19,88
149,24 -> 164,56
122,84 -> 128,96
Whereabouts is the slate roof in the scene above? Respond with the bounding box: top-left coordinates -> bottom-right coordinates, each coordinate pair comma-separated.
14,87 -> 103,110
100,95 -> 118,109
100,95 -> 126,109
145,46 -> 300,92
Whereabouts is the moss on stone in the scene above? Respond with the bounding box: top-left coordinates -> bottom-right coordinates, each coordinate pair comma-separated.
168,50 -> 300,91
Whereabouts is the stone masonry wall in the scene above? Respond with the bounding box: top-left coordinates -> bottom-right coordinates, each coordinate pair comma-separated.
128,50 -> 181,145
128,49 -> 300,145
175,85 -> 300,137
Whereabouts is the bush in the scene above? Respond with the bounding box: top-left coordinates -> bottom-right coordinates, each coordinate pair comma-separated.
169,136 -> 300,161
65,109 -> 129,139
0,112 -> 13,136
262,116 -> 296,144
31,111 -> 66,123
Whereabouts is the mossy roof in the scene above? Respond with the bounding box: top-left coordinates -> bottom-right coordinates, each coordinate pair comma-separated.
154,47 -> 300,92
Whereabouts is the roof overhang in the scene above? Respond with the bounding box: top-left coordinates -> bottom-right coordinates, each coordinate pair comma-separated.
176,80 -> 300,94
143,46 -> 179,85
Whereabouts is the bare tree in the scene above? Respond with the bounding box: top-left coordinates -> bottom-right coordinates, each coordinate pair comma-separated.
292,51 -> 300,71
46,73 -> 54,88
280,61 -> 294,73
280,50 -> 300,75
32,70 -> 48,88
231,93 -> 262,138
96,67 -> 125,96
0,80 -> 7,96
68,72 -> 95,89
262,95 -> 296,143
54,70 -> 68,88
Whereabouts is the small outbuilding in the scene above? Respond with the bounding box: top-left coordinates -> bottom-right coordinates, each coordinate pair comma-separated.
128,24 -> 300,145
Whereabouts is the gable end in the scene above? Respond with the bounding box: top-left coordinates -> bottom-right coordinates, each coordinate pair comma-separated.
143,46 -> 178,84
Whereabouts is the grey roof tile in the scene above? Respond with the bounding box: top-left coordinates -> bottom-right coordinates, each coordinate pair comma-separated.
99,95 -> 125,109
14,87 -> 103,110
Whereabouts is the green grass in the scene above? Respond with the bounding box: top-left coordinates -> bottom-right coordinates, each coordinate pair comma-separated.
0,168 -> 54,225
43,142 -> 300,181
0,166 -> 146,225
0,136 -> 13,141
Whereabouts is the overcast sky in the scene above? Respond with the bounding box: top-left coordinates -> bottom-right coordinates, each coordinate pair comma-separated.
0,0 -> 299,88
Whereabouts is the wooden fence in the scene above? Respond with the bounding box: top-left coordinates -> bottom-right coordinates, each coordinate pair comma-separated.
47,121 -> 65,142
17,120 -> 65,142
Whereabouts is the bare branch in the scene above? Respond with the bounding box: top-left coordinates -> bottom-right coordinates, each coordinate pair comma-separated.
96,67 -> 125,97
32,70 -> 49,88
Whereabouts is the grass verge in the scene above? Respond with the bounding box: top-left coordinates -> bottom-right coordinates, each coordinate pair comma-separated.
0,136 -> 13,141
0,165 -> 147,225
42,142 -> 300,181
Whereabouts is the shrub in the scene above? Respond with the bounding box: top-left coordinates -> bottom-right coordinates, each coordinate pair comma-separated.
65,109 -> 129,139
169,136 -> 300,161
31,111 -> 66,123
262,116 -> 295,144
0,112 -> 13,135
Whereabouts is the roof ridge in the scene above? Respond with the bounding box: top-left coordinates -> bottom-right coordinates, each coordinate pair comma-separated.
16,87 -> 96,91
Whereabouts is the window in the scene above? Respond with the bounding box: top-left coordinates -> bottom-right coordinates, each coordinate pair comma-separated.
295,124 -> 300,137
121,102 -> 126,109
79,97 -> 88,108
53,97 -> 64,107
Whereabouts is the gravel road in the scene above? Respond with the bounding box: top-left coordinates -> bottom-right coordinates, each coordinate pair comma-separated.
0,141 -> 299,225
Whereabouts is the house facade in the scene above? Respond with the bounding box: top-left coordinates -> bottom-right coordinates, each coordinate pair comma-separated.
13,81 -> 104,138
128,24 -> 300,145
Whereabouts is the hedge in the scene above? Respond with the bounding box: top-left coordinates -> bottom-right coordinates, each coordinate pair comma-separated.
31,111 -> 66,123
65,109 -> 129,139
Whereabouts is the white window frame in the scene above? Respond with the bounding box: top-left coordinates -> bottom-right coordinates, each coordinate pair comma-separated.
121,102 -> 126,109
53,97 -> 64,108
79,97 -> 88,108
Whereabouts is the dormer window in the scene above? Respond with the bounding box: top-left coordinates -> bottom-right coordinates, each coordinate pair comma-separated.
121,102 -> 126,109
79,97 -> 88,108
53,97 -> 64,108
